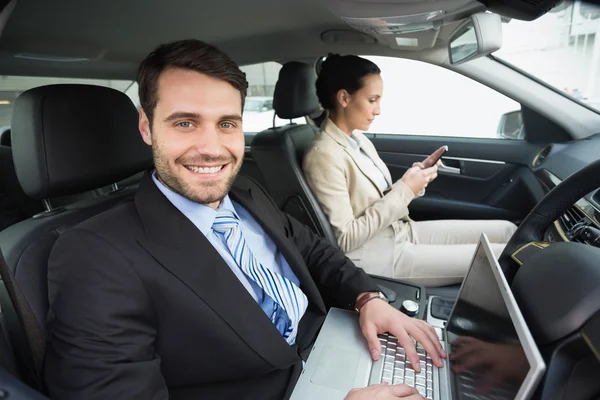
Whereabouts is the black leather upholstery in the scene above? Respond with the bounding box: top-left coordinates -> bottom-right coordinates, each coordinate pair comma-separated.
251,62 -> 337,246
0,84 -> 152,387
311,109 -> 328,129
273,62 -> 320,120
0,142 -> 131,232
0,368 -> 48,399
252,127 -> 337,245
0,128 -> 11,146
11,84 -> 152,199
0,145 -> 43,230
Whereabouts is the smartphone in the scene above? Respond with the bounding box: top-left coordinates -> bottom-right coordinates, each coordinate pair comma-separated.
423,145 -> 448,168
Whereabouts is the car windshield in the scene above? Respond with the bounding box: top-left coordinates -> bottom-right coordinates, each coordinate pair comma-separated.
494,0 -> 600,113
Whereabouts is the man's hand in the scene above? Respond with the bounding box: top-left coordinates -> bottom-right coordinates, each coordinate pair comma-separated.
358,297 -> 446,372
450,336 -> 529,393
345,383 -> 425,400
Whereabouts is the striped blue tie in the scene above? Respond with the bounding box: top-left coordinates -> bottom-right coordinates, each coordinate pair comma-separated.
212,210 -> 308,344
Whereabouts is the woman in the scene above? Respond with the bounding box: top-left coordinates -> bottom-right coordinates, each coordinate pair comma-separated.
302,54 -> 517,286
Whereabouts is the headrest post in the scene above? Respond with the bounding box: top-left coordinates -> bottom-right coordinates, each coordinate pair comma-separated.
33,198 -> 66,219
105,182 -> 127,196
272,113 -> 276,128
42,198 -> 53,212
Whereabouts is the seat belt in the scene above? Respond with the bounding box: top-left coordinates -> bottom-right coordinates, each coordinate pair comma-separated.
0,250 -> 45,388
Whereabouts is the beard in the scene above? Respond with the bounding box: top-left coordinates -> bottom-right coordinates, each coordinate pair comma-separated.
152,142 -> 243,206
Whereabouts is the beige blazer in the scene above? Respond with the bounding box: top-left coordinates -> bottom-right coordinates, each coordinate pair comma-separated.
303,119 -> 420,270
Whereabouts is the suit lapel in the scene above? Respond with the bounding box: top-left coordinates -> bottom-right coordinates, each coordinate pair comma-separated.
230,184 -> 326,314
134,174 -> 300,369
355,132 -> 393,188
344,147 -> 386,197
323,120 -> 387,197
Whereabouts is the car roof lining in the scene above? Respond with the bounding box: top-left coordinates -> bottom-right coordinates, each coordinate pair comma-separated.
0,0 -> 463,80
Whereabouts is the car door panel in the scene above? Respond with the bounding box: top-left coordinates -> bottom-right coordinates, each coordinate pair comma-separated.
369,134 -> 539,166
408,196 -> 523,222
380,152 -> 514,183
367,134 -> 544,223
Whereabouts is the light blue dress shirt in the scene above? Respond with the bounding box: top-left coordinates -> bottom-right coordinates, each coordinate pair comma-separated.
151,172 -> 304,332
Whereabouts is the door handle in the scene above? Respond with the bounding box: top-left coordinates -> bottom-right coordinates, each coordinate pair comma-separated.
438,163 -> 461,175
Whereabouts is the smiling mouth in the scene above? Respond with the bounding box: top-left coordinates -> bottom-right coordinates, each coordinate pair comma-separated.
185,164 -> 227,174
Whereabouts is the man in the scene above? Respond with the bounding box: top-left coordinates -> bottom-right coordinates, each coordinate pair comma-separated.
44,39 -> 445,400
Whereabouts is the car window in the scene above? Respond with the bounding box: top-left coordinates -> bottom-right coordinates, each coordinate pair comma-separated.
240,62 -> 305,133
244,98 -> 267,112
495,1 -> 600,113
360,56 -> 523,140
0,76 -> 134,130
0,67 -> 304,136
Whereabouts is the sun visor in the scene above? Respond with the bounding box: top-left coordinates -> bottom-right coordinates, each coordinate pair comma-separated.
0,39 -> 103,62
324,0 -> 485,50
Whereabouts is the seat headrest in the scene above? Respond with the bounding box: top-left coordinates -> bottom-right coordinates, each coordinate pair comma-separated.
0,128 -> 10,146
11,84 -> 153,200
273,62 -> 320,120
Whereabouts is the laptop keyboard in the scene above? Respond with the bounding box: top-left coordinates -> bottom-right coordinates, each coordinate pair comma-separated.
378,333 -> 435,399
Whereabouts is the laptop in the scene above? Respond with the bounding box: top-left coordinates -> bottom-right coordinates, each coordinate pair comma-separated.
290,234 -> 546,400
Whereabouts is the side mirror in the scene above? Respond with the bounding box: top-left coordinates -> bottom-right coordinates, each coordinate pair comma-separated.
448,12 -> 503,65
497,110 -> 525,140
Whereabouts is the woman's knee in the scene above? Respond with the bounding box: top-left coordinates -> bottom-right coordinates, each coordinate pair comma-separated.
501,220 -> 518,241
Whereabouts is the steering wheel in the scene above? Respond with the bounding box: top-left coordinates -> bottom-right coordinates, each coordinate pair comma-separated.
499,158 -> 600,283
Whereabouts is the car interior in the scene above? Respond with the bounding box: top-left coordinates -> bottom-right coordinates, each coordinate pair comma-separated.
0,0 -> 599,398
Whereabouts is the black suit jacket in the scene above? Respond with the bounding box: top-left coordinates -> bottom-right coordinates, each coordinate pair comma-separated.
44,173 -> 379,400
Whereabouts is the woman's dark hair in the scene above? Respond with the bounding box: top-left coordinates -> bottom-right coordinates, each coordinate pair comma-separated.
315,54 -> 381,111
137,39 -> 248,126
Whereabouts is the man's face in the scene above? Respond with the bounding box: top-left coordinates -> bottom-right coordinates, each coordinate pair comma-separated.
139,68 -> 245,209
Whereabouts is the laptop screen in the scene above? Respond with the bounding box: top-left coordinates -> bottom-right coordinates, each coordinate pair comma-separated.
446,241 -> 531,400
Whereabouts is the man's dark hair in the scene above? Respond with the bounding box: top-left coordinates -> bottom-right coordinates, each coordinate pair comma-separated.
137,39 -> 248,125
316,53 -> 381,111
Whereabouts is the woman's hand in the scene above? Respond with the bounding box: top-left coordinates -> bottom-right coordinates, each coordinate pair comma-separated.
400,165 -> 438,194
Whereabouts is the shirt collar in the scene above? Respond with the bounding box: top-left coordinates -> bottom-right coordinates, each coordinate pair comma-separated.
325,118 -> 365,150
345,132 -> 364,150
151,170 -> 240,236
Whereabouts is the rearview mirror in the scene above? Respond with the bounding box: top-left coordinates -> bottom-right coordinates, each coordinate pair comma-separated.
449,12 -> 503,65
497,110 -> 525,140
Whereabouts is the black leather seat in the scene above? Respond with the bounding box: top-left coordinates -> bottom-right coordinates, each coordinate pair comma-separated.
0,140 -> 43,230
0,128 -> 138,232
0,84 -> 152,387
0,128 -> 11,146
251,62 -> 337,245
